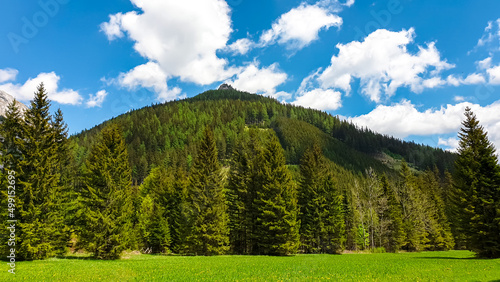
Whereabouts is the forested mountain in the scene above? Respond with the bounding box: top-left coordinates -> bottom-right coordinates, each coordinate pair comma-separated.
8,85 -> 491,260
70,88 -> 456,184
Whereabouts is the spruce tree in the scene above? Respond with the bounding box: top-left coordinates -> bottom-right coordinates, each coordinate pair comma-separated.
17,83 -> 68,259
398,161 -> 428,251
0,99 -> 25,171
0,100 -> 26,257
136,167 -> 174,253
453,107 -> 500,258
380,174 -> 405,252
137,194 -> 171,253
183,128 -> 229,255
254,134 -> 300,255
78,124 -> 133,259
227,139 -> 252,254
298,144 -> 344,253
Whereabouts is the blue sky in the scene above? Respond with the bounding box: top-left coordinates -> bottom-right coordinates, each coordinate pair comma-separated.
1,0 -> 500,152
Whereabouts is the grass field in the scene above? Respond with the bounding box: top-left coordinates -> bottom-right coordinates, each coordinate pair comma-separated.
2,250 -> 499,281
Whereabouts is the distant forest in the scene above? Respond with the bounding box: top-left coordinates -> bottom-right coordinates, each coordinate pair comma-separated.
1,84 -> 499,260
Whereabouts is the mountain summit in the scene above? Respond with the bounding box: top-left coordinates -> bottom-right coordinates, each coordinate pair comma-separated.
0,90 -> 28,118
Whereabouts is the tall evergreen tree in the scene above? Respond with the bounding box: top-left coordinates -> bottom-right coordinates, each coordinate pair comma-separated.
254,134 -> 300,255
298,144 -> 344,253
453,107 -> 500,258
0,100 -> 26,257
78,124 -> 133,259
398,161 -> 428,251
227,138 -> 252,254
0,99 -> 25,171
379,174 -> 405,252
183,128 -> 229,255
17,83 -> 68,259
136,166 -> 174,253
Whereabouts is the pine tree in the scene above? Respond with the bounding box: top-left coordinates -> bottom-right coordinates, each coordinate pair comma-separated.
398,161 -> 428,251
419,169 -> 454,250
0,99 -> 25,171
379,174 -> 405,252
453,107 -> 500,258
298,144 -> 344,253
183,128 -> 229,255
170,166 -> 187,253
254,134 -> 300,255
0,100 -> 26,257
78,124 -> 133,259
17,83 -> 68,259
137,194 -> 171,253
227,139 -> 252,254
136,166 -> 174,253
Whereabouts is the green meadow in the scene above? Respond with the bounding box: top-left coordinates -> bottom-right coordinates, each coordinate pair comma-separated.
3,250 -> 499,281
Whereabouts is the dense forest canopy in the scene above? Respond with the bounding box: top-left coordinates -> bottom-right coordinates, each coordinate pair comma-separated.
1,85 -> 498,260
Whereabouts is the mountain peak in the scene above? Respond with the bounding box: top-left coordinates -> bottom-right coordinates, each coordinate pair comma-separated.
218,83 -> 234,90
0,90 -> 28,118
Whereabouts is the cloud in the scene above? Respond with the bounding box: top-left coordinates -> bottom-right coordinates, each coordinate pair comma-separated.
318,28 -> 454,103
86,90 -> 108,108
475,18 -> 500,51
116,62 -> 181,102
348,99 -> 500,151
259,2 -> 343,50
438,137 -> 459,153
487,64 -> 500,84
100,14 -> 125,41
226,38 -> 254,55
292,89 -> 342,110
0,68 -> 18,83
101,0 -> 238,86
228,63 -> 288,98
0,71 -> 83,105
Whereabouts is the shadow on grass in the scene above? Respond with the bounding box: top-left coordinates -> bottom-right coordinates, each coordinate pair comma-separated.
414,256 -> 491,260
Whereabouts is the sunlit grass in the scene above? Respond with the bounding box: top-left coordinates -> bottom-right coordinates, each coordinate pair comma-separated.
2,250 -> 499,281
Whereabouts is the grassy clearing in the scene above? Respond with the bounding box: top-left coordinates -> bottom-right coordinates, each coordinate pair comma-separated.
2,250 -> 499,281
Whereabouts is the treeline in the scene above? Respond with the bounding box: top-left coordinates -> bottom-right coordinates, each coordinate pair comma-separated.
1,85 -> 498,260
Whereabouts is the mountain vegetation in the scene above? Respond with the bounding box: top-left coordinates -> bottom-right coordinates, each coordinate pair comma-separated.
0,84 -> 498,259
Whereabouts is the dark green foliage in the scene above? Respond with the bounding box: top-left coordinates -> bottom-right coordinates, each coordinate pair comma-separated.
136,166 -> 177,253
137,194 -> 171,253
227,136 -> 253,254
16,84 -> 69,260
298,144 -> 345,253
182,128 -> 229,255
418,169 -> 454,251
453,107 -> 500,258
379,174 -> 405,252
398,161 -> 428,251
254,134 -> 300,255
77,124 -> 133,259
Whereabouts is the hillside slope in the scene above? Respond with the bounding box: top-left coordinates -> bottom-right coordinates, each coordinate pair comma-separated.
71,89 -> 456,183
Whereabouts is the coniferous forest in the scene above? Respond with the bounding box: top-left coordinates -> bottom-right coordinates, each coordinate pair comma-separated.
1,83 -> 499,260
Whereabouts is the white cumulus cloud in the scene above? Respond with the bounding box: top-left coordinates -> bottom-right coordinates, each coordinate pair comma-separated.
292,89 -> 342,110
487,65 -> 500,84
101,0 -> 238,88
318,28 -> 454,103
259,2 -> 343,50
349,99 -> 500,151
0,71 -> 82,105
116,62 -> 181,102
0,68 -> 18,83
228,63 -> 288,98
86,90 -> 108,108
